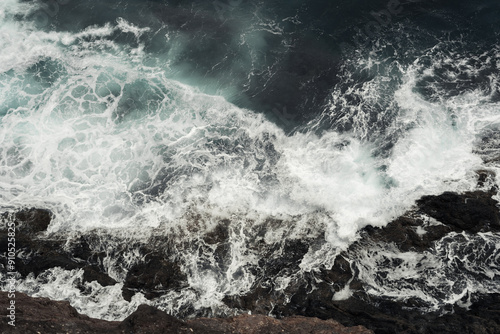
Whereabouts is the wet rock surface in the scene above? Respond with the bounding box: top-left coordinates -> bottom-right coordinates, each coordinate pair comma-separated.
417,191 -> 500,233
225,189 -> 500,334
0,292 -> 373,334
1,209 -> 80,277
1,188 -> 500,333
122,252 -> 187,301
0,209 -> 117,287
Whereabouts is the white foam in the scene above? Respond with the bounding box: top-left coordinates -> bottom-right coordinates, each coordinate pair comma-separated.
3,268 -> 149,321
353,232 -> 500,312
332,284 -> 352,301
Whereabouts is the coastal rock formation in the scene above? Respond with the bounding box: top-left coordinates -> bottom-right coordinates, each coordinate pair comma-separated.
1,187 -> 500,333
225,189 -> 500,333
0,292 -> 373,334
0,209 -> 117,286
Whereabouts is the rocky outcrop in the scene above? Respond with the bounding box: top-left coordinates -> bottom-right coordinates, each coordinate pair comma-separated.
359,190 -> 500,254
0,292 -> 373,334
417,191 -> 500,233
225,189 -> 500,334
122,252 -> 187,301
0,208 -> 188,298
1,209 -> 82,277
0,209 -> 118,287
1,185 -> 500,334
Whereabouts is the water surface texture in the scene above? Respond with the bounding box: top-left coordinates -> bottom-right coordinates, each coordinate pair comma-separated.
1,0 -> 500,321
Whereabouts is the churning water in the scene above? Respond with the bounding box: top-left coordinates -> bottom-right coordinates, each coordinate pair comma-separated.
1,0 -> 500,321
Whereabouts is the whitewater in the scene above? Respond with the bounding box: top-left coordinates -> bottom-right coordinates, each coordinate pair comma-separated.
1,0 -> 499,322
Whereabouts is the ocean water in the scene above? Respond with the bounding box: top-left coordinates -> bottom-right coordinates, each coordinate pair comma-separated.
1,0 -> 500,321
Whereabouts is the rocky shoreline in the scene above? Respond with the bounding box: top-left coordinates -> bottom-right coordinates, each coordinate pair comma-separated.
1,171 -> 500,333
222,186 -> 500,333
0,292 -> 372,334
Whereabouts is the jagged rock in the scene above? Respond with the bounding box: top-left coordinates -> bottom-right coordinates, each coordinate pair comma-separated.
0,208 -> 188,302
4,208 -> 53,235
0,292 -> 373,334
122,253 -> 187,301
2,190 -> 499,334
361,216 -> 452,252
361,190 -> 500,253
82,265 -> 117,287
258,239 -> 309,277
16,244 -> 80,277
0,208 -> 79,276
417,191 -> 500,233
318,255 -> 357,292
224,190 -> 500,334
0,208 -> 116,287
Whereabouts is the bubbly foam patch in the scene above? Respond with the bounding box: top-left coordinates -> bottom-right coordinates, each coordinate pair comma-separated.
352,231 -> 500,313
1,268 -> 150,321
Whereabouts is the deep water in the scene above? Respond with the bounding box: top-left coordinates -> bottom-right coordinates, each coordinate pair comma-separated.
1,0 -> 500,323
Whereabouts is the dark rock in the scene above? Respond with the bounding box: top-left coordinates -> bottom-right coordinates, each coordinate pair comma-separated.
318,255 -> 355,292
1,208 -> 187,304
7,208 -> 53,235
69,236 -> 94,262
118,304 -> 194,334
224,190 -> 500,334
122,253 -> 188,301
0,292 -> 373,334
258,239 -> 309,277
0,209 -> 55,261
0,209 -> 117,289
359,190 -> 500,254
223,238 -> 311,315
417,191 -> 500,233
343,187 -> 500,299
82,265 -> 117,287
275,289 -> 500,334
0,209 -> 79,277
361,215 -> 452,252
3,189 -> 500,334
16,245 -> 80,277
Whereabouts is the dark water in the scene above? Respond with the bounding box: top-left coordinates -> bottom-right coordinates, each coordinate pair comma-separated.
38,0 -> 500,126
1,0 -> 500,321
